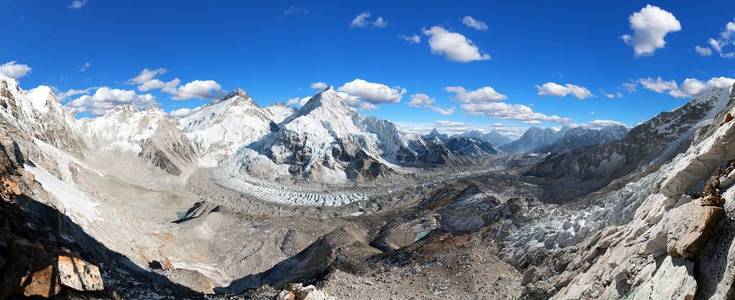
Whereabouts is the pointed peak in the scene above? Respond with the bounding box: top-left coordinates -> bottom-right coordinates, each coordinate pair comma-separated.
211,88 -> 251,104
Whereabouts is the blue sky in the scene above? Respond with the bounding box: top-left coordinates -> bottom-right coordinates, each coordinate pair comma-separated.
1,0 -> 734,136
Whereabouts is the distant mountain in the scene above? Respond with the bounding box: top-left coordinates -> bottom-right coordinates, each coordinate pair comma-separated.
458,129 -> 513,146
221,88 -> 500,184
536,125 -> 628,154
77,105 -> 198,176
500,127 -> 560,153
527,86 -> 735,194
179,89 -> 279,166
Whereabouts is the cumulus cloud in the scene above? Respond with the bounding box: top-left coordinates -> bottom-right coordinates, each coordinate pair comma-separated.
536,82 -> 593,99
638,77 -> 678,93
399,34 -> 421,44
602,91 -> 624,99
169,106 -> 203,118
445,86 -> 507,102
57,87 -> 96,101
461,101 -> 570,124
128,68 -> 221,100
350,12 -> 387,28
66,87 -> 156,115
638,76 -> 735,98
621,5 -> 681,57
129,68 -> 168,85
338,79 -> 405,104
138,78 -> 180,93
695,45 -> 713,56
408,93 -> 455,116
423,26 -> 490,62
68,0 -> 87,9
310,81 -> 328,90
286,96 -> 311,107
0,61 -> 32,79
462,16 -> 488,31
169,80 -> 222,100
696,19 -> 735,59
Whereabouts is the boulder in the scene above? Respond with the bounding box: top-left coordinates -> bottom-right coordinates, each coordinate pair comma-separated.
20,265 -> 61,298
666,200 -> 725,258
277,283 -> 332,300
57,255 -> 104,291
631,256 -> 696,300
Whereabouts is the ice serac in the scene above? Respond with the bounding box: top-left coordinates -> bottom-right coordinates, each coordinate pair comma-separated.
179,88 -> 277,167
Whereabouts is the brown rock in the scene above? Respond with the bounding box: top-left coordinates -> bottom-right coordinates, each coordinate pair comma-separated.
57,255 -> 104,291
20,265 -> 61,298
666,200 -> 725,258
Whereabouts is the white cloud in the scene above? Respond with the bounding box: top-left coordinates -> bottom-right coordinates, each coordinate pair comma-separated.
423,26 -> 490,62
66,87 -> 156,115
638,76 -> 735,98
138,78 -> 181,93
446,86 -> 507,102
399,34 -> 421,44
536,82 -> 593,99
169,106 -> 203,118
80,62 -> 91,72
68,0 -> 87,9
396,120 -> 524,138
462,16 -> 488,31
461,101 -> 570,124
602,91 -> 624,99
408,93 -> 455,116
350,12 -> 387,28
623,82 -> 638,93
0,61 -> 32,79
310,82 -> 328,90
169,80 -> 222,100
286,96 -> 311,107
283,6 -> 308,16
338,79 -> 405,104
696,19 -> 735,59
129,68 -> 167,85
57,87 -> 96,100
621,5 -> 681,57
586,119 -> 627,128
638,77 -> 678,93
695,45 -> 713,56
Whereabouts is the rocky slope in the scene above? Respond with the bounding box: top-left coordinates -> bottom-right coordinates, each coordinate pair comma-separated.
458,129 -> 513,146
527,87 -> 732,199
501,127 -> 561,153
78,105 -> 198,176
537,124 -> 628,154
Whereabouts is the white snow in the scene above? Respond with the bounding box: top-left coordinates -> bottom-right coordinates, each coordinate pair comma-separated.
25,163 -> 102,225
77,105 -> 164,153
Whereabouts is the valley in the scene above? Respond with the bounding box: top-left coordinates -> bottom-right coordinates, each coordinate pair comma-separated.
2,72 -> 735,300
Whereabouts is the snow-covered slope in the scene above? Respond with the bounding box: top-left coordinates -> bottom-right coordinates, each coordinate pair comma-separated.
0,74 -> 85,153
458,129 -> 513,146
536,125 -> 628,154
501,127 -> 561,153
179,89 -> 276,167
224,87 -> 394,184
528,87 -> 733,184
77,105 -> 197,175
264,103 -> 295,123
